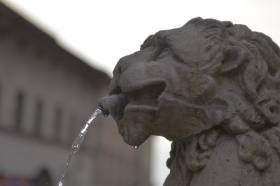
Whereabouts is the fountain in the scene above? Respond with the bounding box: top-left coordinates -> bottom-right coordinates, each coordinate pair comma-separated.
98,17 -> 280,186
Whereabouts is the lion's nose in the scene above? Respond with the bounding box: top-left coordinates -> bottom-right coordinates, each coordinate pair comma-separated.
98,94 -> 127,120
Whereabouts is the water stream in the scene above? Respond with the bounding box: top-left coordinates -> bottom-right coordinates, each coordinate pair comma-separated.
57,108 -> 102,186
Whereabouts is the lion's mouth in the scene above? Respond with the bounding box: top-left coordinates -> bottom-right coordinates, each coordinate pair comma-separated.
99,79 -> 166,145
123,80 -> 166,114
105,79 -> 167,119
119,79 -> 166,145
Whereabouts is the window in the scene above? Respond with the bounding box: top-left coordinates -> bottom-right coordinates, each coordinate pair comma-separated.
53,106 -> 63,142
14,90 -> 25,131
33,99 -> 44,136
68,114 -> 77,143
0,84 -> 2,120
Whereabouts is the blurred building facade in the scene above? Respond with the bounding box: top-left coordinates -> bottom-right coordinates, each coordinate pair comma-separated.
0,2 -> 152,186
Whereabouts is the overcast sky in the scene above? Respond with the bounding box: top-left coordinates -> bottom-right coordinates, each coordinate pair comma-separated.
3,0 -> 280,186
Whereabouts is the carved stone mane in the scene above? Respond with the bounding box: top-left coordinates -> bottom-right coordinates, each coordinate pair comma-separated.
99,18 -> 280,186
164,18 -> 280,186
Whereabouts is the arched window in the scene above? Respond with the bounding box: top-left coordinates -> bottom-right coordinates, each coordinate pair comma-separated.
53,105 -> 63,142
14,90 -> 25,131
68,113 -> 78,143
34,98 -> 44,136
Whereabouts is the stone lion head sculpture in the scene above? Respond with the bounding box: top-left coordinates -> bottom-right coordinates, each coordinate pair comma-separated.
99,17 -> 280,184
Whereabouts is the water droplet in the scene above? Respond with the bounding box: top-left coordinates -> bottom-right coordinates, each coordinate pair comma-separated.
72,144 -> 80,153
133,146 -> 138,149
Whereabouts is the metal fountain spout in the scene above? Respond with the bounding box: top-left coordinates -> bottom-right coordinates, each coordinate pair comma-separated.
98,94 -> 127,120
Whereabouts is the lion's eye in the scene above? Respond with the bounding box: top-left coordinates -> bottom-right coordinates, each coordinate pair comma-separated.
154,48 -> 170,60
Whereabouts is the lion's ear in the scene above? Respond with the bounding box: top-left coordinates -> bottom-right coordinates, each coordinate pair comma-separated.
219,46 -> 248,73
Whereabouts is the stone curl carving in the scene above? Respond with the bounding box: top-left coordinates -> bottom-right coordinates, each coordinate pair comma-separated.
99,17 -> 280,186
